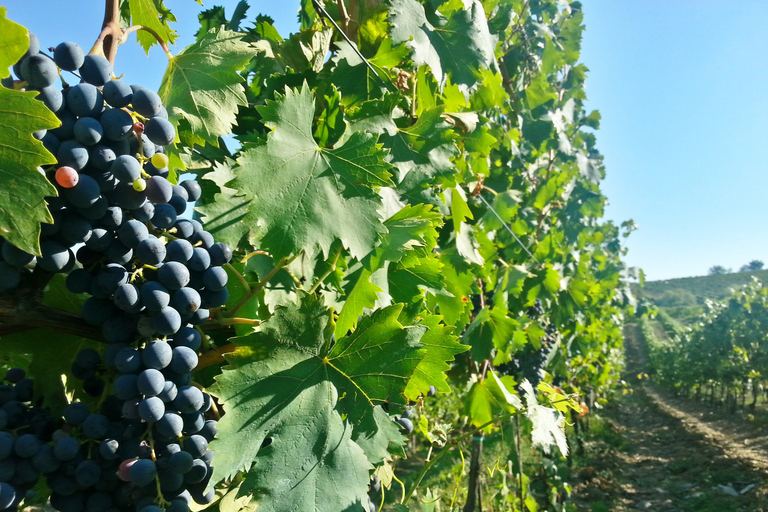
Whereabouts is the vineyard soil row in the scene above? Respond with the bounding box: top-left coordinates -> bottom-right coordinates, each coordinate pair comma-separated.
571,324 -> 768,511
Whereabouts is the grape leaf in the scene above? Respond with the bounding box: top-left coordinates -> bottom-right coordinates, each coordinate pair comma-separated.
208,296 -> 426,510
0,11 -> 59,255
463,306 -> 519,361
521,379 -> 568,456
383,107 -> 458,184
0,87 -> 59,255
388,256 -> 445,303
336,204 -> 443,336
370,204 -> 442,269
402,314 -> 467,399
0,7 -> 27,74
467,371 -> 521,430
335,264 -> 384,338
129,0 -> 178,53
231,84 -> 394,260
389,0 -> 495,86
159,27 -> 253,146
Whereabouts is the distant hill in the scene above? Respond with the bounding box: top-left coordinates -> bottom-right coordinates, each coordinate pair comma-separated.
632,269 -> 768,323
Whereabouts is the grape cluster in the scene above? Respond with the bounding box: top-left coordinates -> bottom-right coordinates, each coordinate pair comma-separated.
0,368 -> 55,512
0,32 -> 231,511
497,325 -> 558,389
526,299 -> 544,319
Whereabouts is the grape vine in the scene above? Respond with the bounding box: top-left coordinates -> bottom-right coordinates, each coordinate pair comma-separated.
0,0 -> 634,510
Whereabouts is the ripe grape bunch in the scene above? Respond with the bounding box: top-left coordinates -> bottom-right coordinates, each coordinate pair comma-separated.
0,32 -> 232,512
497,301 -> 558,388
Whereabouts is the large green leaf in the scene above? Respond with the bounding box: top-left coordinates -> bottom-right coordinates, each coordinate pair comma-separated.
0,10 -> 59,255
208,296 -> 426,510
402,313 -> 467,399
231,84 -> 394,260
389,0 -> 495,86
0,92 -> 59,256
129,0 -> 178,53
0,7 -> 27,73
159,27 -> 253,145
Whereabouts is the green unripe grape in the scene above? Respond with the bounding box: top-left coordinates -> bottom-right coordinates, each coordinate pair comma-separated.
151,153 -> 169,169
133,178 -> 147,192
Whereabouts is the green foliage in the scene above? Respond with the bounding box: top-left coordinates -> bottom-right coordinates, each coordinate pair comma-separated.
158,27 -> 253,146
0,0 -> 633,510
645,278 -> 768,399
209,297 -> 426,509
225,84 -> 394,261
0,8 -> 58,255
636,269 -> 768,323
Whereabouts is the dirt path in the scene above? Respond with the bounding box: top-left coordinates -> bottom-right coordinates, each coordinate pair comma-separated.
570,323 -> 768,512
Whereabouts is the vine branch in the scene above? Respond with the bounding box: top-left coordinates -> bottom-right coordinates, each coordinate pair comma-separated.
197,342 -> 238,371
0,299 -> 105,343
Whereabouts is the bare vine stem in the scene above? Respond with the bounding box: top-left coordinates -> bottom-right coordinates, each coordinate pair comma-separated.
92,0 -> 173,65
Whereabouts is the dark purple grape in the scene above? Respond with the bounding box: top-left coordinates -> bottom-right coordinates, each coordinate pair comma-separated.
80,54 -> 112,86
103,79 -> 132,108
144,117 -> 175,145
21,54 -> 58,88
100,108 -> 134,142
67,83 -> 104,117
54,42 -> 84,71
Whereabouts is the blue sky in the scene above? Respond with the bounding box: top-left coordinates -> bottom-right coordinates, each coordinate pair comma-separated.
580,0 -> 768,280
5,1 -> 767,281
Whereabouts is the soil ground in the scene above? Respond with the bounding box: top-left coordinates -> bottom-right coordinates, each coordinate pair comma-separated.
570,323 -> 768,512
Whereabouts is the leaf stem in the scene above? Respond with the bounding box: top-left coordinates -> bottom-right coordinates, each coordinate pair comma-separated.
225,263 -> 251,294
241,250 -> 270,262
307,247 -> 342,294
225,254 -> 298,317
216,317 -> 260,326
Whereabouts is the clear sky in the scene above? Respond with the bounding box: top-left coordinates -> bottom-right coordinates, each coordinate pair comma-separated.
580,0 -> 768,280
4,1 -> 767,281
